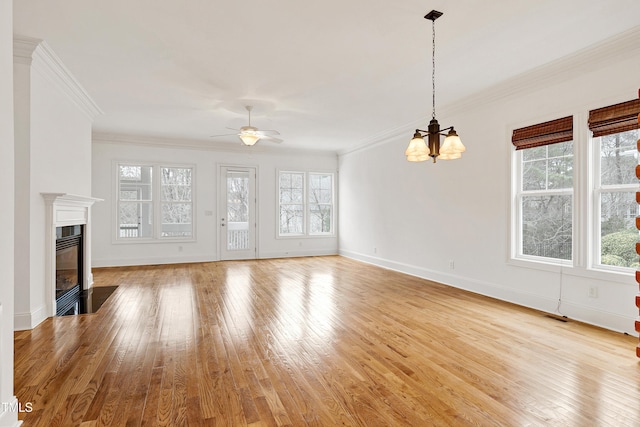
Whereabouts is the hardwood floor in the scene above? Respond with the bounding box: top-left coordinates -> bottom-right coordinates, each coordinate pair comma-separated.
14,256 -> 640,426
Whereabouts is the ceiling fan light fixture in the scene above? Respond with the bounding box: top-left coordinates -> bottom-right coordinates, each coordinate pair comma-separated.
239,131 -> 260,146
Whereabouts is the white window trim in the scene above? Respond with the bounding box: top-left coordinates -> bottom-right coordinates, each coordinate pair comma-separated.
113,161 -> 196,244
277,169 -> 337,238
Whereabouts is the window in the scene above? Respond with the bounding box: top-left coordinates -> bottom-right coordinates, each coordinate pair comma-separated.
510,97 -> 640,272
309,173 -> 334,234
117,163 -> 194,241
279,172 -> 305,235
160,167 -> 193,238
512,116 -> 574,262
590,98 -> 640,269
279,171 -> 335,236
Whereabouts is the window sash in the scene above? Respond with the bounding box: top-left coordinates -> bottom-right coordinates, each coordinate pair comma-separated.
514,140 -> 574,263
593,128 -> 639,270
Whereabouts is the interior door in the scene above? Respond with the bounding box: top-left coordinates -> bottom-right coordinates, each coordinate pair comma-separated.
219,166 -> 257,260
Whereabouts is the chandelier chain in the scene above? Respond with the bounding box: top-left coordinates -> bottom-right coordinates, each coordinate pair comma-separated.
432,18 -> 436,120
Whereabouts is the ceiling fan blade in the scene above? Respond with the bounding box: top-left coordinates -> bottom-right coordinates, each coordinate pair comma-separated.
261,135 -> 283,144
209,133 -> 238,138
225,127 -> 241,131
256,129 -> 280,136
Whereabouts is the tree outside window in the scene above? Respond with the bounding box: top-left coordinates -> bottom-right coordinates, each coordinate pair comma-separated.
519,141 -> 573,261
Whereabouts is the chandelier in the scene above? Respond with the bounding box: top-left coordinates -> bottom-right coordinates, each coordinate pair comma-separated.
405,10 -> 466,163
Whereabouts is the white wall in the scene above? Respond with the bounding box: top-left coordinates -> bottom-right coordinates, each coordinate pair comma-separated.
13,38 -> 97,330
92,137 -> 338,266
0,1 -> 18,425
339,30 -> 640,335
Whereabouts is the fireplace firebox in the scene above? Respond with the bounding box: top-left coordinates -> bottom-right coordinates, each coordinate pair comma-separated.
55,225 -> 83,316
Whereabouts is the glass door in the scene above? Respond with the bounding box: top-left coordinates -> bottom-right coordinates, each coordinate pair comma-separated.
219,166 -> 257,260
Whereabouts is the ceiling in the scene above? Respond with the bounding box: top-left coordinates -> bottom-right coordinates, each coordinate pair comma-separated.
12,1 -> 640,153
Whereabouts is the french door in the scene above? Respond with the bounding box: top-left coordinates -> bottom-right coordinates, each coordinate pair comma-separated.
219,166 -> 257,260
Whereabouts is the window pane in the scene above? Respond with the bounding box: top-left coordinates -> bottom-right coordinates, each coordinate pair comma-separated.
120,165 -> 142,180
161,203 -> 192,237
310,174 -> 333,203
162,168 -> 192,201
120,190 -> 138,200
600,130 -> 639,186
522,145 -> 547,161
161,167 -> 192,186
119,201 -> 153,238
161,185 -> 192,201
522,142 -> 573,191
280,205 -> 304,234
119,165 -> 152,201
522,160 -> 547,191
521,195 -> 572,260
310,205 -> 332,233
227,174 -> 248,222
600,191 -> 638,267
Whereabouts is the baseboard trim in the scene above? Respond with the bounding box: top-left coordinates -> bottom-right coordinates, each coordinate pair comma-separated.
14,305 -> 47,331
259,249 -> 338,259
0,396 -> 24,426
92,254 -> 216,268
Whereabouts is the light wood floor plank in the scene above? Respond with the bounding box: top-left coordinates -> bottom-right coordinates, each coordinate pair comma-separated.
14,256 -> 640,426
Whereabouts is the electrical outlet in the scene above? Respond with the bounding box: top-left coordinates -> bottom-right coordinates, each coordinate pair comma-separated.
449,260 -> 455,269
374,247 -> 377,254
588,286 -> 598,298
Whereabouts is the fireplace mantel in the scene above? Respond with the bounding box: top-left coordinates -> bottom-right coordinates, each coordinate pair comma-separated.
42,193 -> 103,318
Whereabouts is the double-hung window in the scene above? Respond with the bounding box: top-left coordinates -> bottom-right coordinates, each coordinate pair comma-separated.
279,171 -> 335,236
589,99 -> 640,269
511,97 -> 640,272
117,163 -> 194,241
512,116 -> 574,262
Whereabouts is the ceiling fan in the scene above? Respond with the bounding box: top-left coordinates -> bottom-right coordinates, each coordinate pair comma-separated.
210,105 -> 282,146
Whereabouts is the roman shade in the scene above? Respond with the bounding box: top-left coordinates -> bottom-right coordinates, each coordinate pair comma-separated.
588,98 -> 640,137
511,116 -> 573,151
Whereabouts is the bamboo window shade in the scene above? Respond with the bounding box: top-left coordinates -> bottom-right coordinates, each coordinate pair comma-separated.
588,98 -> 640,137
511,116 -> 573,150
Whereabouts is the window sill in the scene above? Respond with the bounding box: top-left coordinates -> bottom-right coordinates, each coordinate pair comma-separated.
508,256 -> 634,285
113,237 -> 196,245
276,234 -> 336,240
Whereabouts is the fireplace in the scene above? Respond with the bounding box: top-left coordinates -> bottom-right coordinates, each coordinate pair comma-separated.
42,193 -> 102,322
55,225 -> 83,316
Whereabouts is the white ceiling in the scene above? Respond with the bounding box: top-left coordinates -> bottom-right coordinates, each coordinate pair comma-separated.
13,0 -> 640,153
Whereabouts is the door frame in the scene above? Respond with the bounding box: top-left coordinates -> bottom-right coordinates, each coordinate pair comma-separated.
217,164 -> 259,260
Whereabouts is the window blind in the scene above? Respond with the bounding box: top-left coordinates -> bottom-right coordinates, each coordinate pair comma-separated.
511,116 -> 573,151
588,98 -> 640,138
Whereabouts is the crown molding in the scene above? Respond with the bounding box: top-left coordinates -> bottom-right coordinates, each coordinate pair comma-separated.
13,35 -> 103,120
92,132 -> 338,158
341,25 -> 640,158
